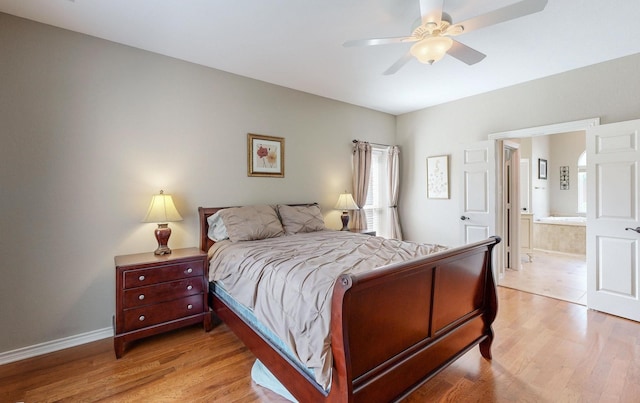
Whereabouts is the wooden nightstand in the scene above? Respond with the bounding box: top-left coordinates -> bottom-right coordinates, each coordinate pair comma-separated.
114,247 -> 212,358
350,229 -> 376,236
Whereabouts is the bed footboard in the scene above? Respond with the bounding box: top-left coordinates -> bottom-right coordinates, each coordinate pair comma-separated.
329,236 -> 500,402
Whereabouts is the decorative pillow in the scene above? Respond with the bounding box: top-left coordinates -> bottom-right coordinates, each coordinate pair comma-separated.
277,204 -> 326,235
207,210 -> 229,242
218,205 -> 284,242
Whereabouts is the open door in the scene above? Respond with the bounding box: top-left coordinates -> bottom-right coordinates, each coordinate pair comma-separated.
587,119 -> 640,322
502,142 -> 521,270
459,140 -> 496,245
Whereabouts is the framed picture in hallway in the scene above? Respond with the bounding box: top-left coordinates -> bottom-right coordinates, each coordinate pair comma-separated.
538,158 -> 547,180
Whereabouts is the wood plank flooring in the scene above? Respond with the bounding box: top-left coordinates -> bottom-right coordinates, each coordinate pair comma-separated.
2,288 -> 639,402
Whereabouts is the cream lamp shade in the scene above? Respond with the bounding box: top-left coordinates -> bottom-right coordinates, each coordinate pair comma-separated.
410,36 -> 453,65
334,192 -> 359,231
142,190 -> 183,255
142,190 -> 183,223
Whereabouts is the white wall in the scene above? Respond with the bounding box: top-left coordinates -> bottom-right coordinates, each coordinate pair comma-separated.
549,131 -> 586,216
397,52 -> 640,247
0,14 -> 396,354
531,135 -> 551,220
515,132 -> 586,218
517,137 -> 532,212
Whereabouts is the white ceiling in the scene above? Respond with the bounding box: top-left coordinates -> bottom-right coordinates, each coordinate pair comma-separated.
2,0 -> 640,115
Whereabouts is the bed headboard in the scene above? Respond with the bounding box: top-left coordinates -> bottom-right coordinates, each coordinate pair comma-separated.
197,203 -> 319,252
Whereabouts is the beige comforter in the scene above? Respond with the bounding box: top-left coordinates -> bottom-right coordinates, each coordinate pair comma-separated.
208,230 -> 446,389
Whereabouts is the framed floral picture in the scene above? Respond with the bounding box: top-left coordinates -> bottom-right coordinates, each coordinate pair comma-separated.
427,155 -> 449,199
247,133 -> 285,177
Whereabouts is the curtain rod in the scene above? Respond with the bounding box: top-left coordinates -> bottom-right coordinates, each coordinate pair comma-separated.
352,139 -> 392,147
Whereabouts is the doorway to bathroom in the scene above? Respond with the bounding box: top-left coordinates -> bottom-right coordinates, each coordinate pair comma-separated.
491,121 -> 591,305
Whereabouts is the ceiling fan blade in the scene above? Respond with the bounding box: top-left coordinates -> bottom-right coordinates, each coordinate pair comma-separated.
419,0 -> 444,24
456,0 -> 548,34
448,40 -> 486,65
343,36 -> 417,47
383,52 -> 413,75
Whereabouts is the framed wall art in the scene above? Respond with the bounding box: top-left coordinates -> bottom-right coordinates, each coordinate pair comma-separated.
538,158 -> 547,180
560,166 -> 569,189
247,133 -> 284,178
427,155 -> 449,199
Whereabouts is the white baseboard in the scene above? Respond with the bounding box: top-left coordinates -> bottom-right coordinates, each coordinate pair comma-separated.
0,327 -> 113,365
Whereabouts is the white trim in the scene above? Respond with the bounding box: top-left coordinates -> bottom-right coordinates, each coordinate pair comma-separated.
0,327 -> 113,365
488,118 -> 600,140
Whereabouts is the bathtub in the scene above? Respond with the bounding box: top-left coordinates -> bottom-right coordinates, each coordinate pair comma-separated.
533,216 -> 586,255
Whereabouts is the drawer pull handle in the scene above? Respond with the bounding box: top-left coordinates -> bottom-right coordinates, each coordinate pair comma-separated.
138,294 -> 145,300
186,268 -> 193,274
187,304 -> 193,310
138,275 -> 145,281
139,315 -> 145,321
187,285 -> 193,290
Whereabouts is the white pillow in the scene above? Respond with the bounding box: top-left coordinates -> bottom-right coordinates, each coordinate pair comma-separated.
207,211 -> 229,241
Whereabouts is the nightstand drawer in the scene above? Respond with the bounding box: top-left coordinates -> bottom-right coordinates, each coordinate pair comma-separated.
123,260 -> 204,289
122,294 -> 204,332
123,278 -> 203,308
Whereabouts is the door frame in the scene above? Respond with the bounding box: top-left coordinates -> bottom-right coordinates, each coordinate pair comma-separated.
487,118 -> 600,280
503,140 -> 522,271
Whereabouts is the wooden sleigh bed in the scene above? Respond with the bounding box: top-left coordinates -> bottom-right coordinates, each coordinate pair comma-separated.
198,205 -> 500,402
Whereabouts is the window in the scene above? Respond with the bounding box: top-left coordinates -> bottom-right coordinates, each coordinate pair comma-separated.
362,147 -> 389,236
577,151 -> 587,214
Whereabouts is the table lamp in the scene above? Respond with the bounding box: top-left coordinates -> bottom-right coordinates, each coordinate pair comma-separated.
334,192 -> 359,231
142,190 -> 183,255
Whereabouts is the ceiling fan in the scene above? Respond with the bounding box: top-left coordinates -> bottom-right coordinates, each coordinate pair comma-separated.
343,0 -> 548,75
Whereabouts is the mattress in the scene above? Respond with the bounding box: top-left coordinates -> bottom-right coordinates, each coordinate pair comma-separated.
211,282 -> 314,378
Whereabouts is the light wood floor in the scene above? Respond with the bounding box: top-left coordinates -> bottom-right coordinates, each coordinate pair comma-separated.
2,288 -> 639,402
500,251 -> 587,305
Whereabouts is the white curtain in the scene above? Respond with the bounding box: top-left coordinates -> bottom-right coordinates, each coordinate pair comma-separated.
351,141 -> 371,230
387,145 -> 403,240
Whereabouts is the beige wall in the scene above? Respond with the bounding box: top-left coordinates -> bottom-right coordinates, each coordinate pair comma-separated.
531,135 -> 551,220
517,132 -> 586,219
0,13 -> 396,354
397,52 -> 640,247
549,131 -> 586,216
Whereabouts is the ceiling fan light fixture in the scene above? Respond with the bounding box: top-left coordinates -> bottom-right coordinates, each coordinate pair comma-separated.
410,36 -> 453,65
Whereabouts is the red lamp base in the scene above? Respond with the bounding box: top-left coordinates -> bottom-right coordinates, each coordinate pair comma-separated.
153,223 -> 172,255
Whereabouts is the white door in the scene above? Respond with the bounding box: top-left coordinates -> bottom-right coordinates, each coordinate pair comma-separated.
459,141 -> 496,244
587,119 -> 640,322
503,143 -> 521,270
